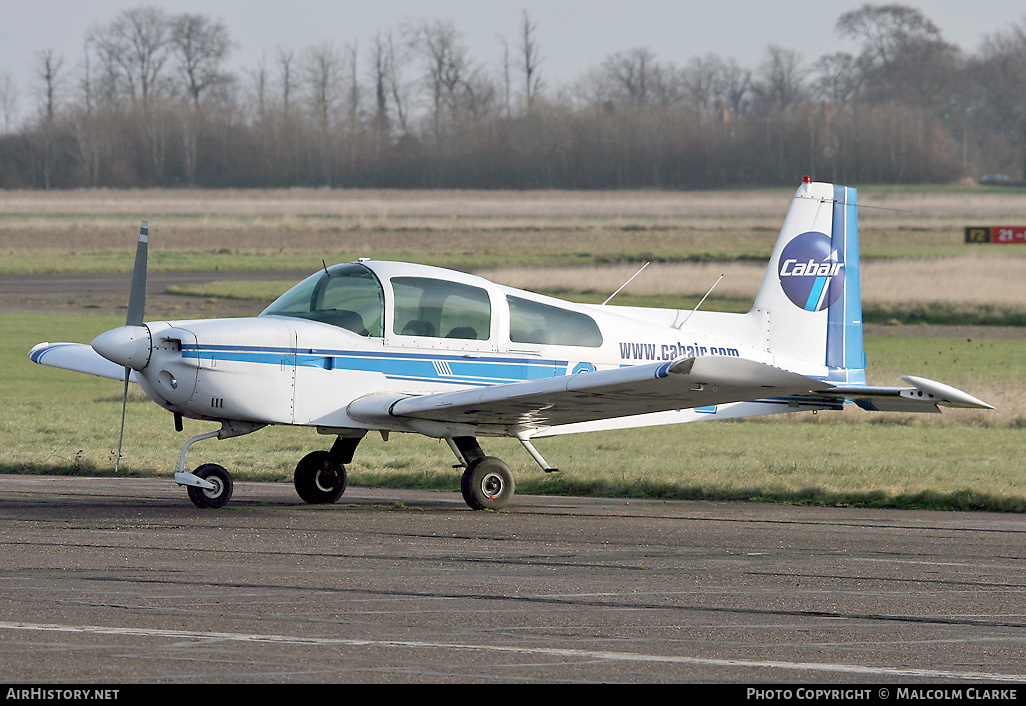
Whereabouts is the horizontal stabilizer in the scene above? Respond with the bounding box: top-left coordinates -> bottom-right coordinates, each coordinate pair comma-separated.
349,355 -> 826,432
28,342 -> 135,382
818,375 -> 993,413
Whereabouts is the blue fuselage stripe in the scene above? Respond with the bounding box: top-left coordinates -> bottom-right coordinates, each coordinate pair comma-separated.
180,346 -> 566,385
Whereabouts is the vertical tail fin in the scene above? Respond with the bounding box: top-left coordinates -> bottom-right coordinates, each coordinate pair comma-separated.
751,180 -> 865,384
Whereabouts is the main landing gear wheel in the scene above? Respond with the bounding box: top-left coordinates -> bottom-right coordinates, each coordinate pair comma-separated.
461,456 -> 515,510
294,450 -> 347,504
187,463 -> 233,509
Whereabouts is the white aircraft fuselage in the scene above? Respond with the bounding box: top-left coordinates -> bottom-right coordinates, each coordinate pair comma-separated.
121,261 -> 792,439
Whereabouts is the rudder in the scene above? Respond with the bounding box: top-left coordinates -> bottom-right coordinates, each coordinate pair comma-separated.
750,180 -> 865,384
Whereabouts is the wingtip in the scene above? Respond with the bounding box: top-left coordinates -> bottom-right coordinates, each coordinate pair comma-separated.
901,375 -> 994,410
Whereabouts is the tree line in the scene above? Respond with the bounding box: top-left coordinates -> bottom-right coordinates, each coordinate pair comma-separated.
1,3 -> 1025,190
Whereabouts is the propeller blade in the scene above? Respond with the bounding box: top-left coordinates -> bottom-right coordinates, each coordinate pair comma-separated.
115,221 -> 147,472
114,370 -> 130,473
126,221 -> 148,327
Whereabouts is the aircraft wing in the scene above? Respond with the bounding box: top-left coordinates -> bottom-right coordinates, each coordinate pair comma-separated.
348,356 -> 832,431
348,357 -> 994,434
29,342 -> 134,382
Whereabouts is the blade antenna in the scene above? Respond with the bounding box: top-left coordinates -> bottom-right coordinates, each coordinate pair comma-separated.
602,262 -> 649,305
676,274 -> 723,330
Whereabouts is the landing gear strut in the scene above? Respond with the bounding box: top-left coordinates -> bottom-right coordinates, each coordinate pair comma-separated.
174,421 -> 264,509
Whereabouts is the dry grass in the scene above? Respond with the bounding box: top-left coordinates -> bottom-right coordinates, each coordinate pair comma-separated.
3,185 -> 1025,218
3,185 -> 1026,238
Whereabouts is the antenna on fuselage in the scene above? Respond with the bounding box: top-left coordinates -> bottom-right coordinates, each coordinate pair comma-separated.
601,262 -> 650,305
322,259 -> 330,275
676,274 -> 723,330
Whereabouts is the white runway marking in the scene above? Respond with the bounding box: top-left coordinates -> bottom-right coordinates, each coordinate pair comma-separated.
2,621 -> 1024,682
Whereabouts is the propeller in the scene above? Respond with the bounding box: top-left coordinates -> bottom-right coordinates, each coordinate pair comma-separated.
111,222 -> 149,473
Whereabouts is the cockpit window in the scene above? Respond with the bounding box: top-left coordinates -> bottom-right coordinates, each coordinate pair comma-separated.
391,277 -> 491,340
260,263 -> 384,337
507,295 -> 603,347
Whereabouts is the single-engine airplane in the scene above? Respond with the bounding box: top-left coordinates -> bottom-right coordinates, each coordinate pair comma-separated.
29,180 -> 992,510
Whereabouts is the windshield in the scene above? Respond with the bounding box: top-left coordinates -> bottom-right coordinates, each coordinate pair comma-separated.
260,263 -> 384,337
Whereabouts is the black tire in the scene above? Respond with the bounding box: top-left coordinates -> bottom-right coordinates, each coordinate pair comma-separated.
460,456 -> 515,510
187,463 -> 233,509
294,450 -> 347,504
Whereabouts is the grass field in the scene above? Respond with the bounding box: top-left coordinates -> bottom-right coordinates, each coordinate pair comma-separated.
3,186 -> 1024,511
4,186 -> 1026,273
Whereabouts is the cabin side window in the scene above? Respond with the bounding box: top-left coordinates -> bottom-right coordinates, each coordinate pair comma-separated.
507,295 -> 603,347
391,277 -> 491,340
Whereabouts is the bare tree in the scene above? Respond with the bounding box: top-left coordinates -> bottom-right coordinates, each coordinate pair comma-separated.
716,59 -> 753,120
35,50 -> 65,121
753,45 -> 807,112
89,7 -> 173,107
406,19 -> 480,136
978,16 -> 1026,177
499,35 -> 512,117
303,42 -> 346,131
247,53 -> 269,121
521,11 -> 542,112
369,33 -> 391,140
277,47 -> 295,115
0,72 -> 19,133
302,42 -> 349,184
813,52 -> 862,105
681,55 -> 724,121
171,13 -> 233,108
31,50 -> 66,189
604,47 -> 656,105
836,3 -> 960,108
385,32 -> 411,135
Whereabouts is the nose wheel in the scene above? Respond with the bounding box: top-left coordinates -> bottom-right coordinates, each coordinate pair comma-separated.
186,463 -> 233,508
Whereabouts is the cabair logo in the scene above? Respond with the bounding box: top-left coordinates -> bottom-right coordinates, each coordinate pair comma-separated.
778,231 -> 844,312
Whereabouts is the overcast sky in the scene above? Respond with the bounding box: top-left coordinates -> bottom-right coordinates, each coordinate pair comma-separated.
2,0 -> 1025,120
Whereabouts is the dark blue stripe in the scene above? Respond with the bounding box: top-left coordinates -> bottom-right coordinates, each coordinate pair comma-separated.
180,343 -> 568,368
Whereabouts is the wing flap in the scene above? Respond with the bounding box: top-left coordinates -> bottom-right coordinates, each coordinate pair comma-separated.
29,342 -> 134,382
350,356 -> 827,431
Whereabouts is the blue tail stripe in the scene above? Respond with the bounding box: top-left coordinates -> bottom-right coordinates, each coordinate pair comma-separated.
805,276 -> 827,311
826,185 -> 865,383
